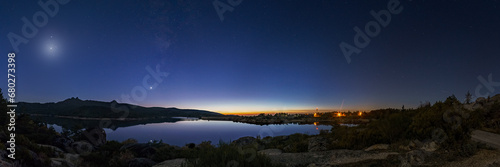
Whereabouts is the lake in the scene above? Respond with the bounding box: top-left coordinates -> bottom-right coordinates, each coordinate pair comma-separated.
48,118 -> 332,146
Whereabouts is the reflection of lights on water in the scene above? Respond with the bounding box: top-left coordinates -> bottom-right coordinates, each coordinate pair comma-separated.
314,122 -> 319,130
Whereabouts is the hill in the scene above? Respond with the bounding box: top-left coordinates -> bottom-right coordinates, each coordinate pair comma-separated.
17,97 -> 224,119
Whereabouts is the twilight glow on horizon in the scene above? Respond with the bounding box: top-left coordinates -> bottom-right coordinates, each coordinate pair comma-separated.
1,0 -> 500,115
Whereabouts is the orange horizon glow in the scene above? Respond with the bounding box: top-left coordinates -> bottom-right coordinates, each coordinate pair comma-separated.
220,109 -> 321,116
220,109 -> 372,116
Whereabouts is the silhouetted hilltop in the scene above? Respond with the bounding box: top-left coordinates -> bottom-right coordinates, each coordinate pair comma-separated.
17,97 -> 224,119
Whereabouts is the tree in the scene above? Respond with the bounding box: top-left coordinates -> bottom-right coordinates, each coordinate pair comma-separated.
465,91 -> 472,104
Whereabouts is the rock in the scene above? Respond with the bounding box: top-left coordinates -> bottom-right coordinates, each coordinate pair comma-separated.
71,141 -> 94,154
38,144 -> 65,154
398,145 -> 411,151
81,127 -> 106,147
64,153 -> 81,166
51,158 -> 74,167
405,150 -> 428,166
232,136 -> 256,146
38,144 -> 65,158
421,141 -> 438,152
0,159 -> 13,167
308,137 -> 329,152
258,149 -> 283,156
27,149 -> 43,167
53,136 -> 74,151
0,150 -> 8,160
364,144 -> 389,152
153,158 -> 186,167
50,153 -> 80,167
128,158 -> 157,167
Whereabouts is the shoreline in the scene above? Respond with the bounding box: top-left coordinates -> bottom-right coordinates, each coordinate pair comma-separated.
25,113 -> 176,121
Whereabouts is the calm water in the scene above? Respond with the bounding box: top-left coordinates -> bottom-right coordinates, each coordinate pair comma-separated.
50,119 -> 332,146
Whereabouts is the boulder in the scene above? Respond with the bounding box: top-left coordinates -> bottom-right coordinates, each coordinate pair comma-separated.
258,149 -> 283,156
63,153 -> 81,167
398,145 -> 411,151
0,159 -> 13,167
0,150 -> 8,160
51,158 -> 74,167
128,158 -> 157,167
53,136 -> 74,151
27,149 -> 43,167
81,127 -> 106,147
405,150 -> 428,166
38,144 -> 65,158
364,144 -> 389,152
71,141 -> 94,155
308,137 -> 329,152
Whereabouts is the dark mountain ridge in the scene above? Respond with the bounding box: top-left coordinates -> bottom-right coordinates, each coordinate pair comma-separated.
17,97 -> 224,119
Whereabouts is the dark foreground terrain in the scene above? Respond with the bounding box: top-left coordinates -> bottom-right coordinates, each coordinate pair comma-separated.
1,93 -> 500,167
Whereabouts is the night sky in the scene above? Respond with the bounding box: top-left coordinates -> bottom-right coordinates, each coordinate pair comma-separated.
1,0 -> 500,114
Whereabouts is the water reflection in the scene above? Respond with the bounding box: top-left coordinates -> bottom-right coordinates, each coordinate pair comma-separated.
45,119 -> 332,146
